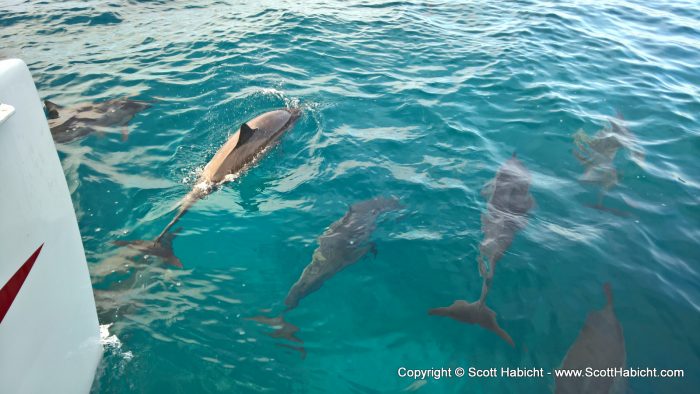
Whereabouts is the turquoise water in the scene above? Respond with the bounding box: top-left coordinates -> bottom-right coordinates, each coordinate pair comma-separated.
2,0 -> 699,392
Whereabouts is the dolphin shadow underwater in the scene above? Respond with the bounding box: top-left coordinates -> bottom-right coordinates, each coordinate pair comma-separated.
555,283 -> 626,394
573,113 -> 644,217
117,107 -> 302,266
249,197 -> 401,355
429,154 -> 534,346
44,98 -> 152,143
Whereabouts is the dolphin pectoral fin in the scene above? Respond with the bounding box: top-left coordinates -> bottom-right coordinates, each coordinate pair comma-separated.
369,242 -> 378,258
248,314 -> 303,343
121,126 -> 129,142
527,195 -> 536,211
480,180 -> 495,199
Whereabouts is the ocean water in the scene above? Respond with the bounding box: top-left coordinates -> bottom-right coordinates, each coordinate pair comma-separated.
2,0 -> 699,393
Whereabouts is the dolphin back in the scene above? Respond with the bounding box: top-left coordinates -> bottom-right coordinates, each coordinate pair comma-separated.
202,108 -> 301,183
555,284 -> 626,394
489,155 -> 533,215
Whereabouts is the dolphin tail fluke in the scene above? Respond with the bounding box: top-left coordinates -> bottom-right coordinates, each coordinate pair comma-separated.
113,227 -> 183,268
276,343 -> 307,359
474,302 -> 514,347
490,315 -> 515,347
428,300 -> 514,347
248,314 -> 303,344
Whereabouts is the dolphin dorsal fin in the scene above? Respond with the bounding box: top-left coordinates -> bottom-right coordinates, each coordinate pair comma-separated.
238,122 -> 257,146
44,100 -> 61,119
480,179 -> 494,199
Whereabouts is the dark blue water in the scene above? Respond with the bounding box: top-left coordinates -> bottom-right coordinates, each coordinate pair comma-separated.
2,0 -> 699,393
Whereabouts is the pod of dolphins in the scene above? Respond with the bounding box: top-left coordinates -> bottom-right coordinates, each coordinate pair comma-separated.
44,94 -> 640,392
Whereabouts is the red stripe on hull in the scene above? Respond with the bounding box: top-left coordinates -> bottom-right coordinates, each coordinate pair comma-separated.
0,244 -> 44,324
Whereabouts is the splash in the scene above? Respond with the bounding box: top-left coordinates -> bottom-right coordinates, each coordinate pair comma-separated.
100,323 -> 133,361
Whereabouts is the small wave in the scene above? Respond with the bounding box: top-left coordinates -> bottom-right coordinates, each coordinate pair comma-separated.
63,11 -> 122,26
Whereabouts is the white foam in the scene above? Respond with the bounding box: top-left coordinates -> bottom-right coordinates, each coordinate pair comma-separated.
99,324 -> 133,361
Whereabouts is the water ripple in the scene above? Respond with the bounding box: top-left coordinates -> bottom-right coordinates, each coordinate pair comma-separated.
2,0 -> 699,393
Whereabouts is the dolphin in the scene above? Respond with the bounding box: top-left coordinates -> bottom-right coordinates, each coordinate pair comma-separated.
429,154 -> 533,346
573,113 -> 644,213
477,153 -> 534,281
250,197 -> 400,343
284,197 -> 400,309
555,283 -> 626,394
44,98 -> 152,143
118,108 -> 302,266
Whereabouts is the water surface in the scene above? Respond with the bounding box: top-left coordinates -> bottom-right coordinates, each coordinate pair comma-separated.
1,0 -> 699,393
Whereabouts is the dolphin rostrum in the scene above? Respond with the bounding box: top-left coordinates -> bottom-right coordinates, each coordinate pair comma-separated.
250,197 -> 400,344
119,108 -> 302,265
429,154 -> 533,346
573,113 -> 644,214
44,98 -> 152,143
555,283 -> 626,394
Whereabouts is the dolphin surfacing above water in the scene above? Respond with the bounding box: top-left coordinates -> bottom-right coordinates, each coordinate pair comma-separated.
429,154 -> 533,346
555,283 -> 626,394
118,108 -> 302,265
250,197 -> 400,344
44,98 -> 152,143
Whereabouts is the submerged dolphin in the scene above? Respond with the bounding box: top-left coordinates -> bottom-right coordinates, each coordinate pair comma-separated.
430,154 -> 533,346
555,283 -> 626,394
250,197 -> 400,343
44,98 -> 151,143
573,114 -> 644,213
119,108 -> 302,265
477,153 -> 534,283
285,197 -> 400,309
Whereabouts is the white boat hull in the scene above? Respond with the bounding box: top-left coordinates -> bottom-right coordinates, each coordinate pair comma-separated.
0,59 -> 101,394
